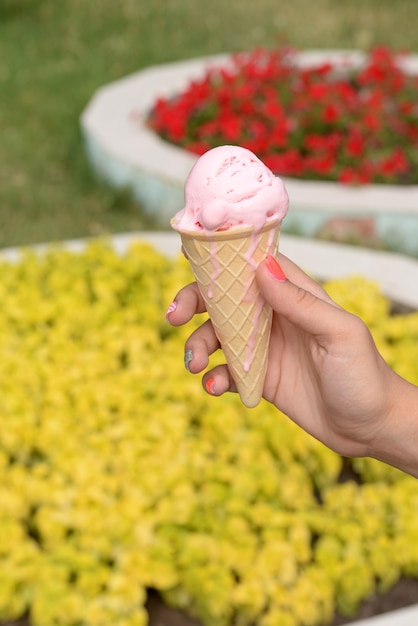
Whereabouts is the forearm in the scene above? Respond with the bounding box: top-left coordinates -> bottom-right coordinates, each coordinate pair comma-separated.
369,373 -> 418,478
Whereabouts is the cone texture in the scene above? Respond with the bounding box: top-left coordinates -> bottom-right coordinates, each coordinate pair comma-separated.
179,221 -> 280,408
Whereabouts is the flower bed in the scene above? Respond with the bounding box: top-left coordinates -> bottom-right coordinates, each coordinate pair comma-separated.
148,46 -> 418,186
0,239 -> 417,626
80,51 -> 418,253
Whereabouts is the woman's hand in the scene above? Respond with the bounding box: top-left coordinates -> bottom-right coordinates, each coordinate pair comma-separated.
167,254 -> 418,477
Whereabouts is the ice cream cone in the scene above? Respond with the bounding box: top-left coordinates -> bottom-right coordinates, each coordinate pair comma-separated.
177,219 -> 281,408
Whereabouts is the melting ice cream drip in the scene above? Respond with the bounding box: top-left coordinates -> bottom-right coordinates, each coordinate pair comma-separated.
242,229 -> 277,372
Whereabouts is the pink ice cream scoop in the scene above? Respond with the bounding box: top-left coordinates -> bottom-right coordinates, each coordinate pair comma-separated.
172,145 -> 289,232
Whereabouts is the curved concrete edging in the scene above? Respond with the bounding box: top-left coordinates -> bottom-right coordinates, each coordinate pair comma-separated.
80,51 -> 418,253
2,232 -> 418,309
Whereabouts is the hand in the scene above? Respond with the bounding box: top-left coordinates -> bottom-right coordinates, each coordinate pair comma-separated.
167,253 -> 418,476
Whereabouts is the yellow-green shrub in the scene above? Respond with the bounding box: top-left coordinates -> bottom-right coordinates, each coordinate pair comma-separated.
0,241 -> 417,626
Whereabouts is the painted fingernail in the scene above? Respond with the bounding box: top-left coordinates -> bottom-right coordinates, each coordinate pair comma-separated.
166,300 -> 177,321
265,255 -> 286,282
184,350 -> 194,372
205,378 -> 216,395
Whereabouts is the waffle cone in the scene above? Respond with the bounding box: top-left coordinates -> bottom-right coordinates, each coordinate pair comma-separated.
176,220 -> 281,408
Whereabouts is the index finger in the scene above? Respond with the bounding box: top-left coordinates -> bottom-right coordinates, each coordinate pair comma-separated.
274,253 -> 340,306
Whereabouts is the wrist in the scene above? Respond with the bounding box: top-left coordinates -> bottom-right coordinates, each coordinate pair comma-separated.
369,373 -> 418,478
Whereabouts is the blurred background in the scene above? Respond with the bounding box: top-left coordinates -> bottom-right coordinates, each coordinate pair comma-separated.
1,0 -> 417,248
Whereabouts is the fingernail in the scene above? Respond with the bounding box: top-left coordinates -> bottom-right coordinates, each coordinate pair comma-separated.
265,255 -> 286,282
205,378 -> 216,395
166,300 -> 177,321
184,350 -> 194,372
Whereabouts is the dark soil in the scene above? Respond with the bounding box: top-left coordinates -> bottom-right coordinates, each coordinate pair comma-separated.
145,579 -> 418,626
330,578 -> 418,625
1,577 -> 417,626
145,580 -> 418,626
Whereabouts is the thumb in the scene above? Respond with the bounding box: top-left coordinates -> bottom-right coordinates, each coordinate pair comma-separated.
257,256 -> 346,337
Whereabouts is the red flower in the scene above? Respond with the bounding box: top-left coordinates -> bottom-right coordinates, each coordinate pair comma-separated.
346,131 -> 365,157
264,149 -> 304,177
218,113 -> 242,142
305,154 -> 335,176
381,148 -> 409,178
338,166 -> 373,185
308,83 -> 329,100
322,103 -> 339,124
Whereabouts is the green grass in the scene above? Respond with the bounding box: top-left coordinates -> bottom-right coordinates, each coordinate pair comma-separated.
1,0 -> 417,247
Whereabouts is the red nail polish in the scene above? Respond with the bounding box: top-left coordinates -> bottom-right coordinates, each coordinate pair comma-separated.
265,255 -> 286,282
205,378 -> 216,395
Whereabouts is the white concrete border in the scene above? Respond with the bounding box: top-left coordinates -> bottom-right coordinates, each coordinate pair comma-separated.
80,51 -> 418,252
2,232 -> 418,309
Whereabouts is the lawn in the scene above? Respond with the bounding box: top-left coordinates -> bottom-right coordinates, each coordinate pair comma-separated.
1,0 -> 417,247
